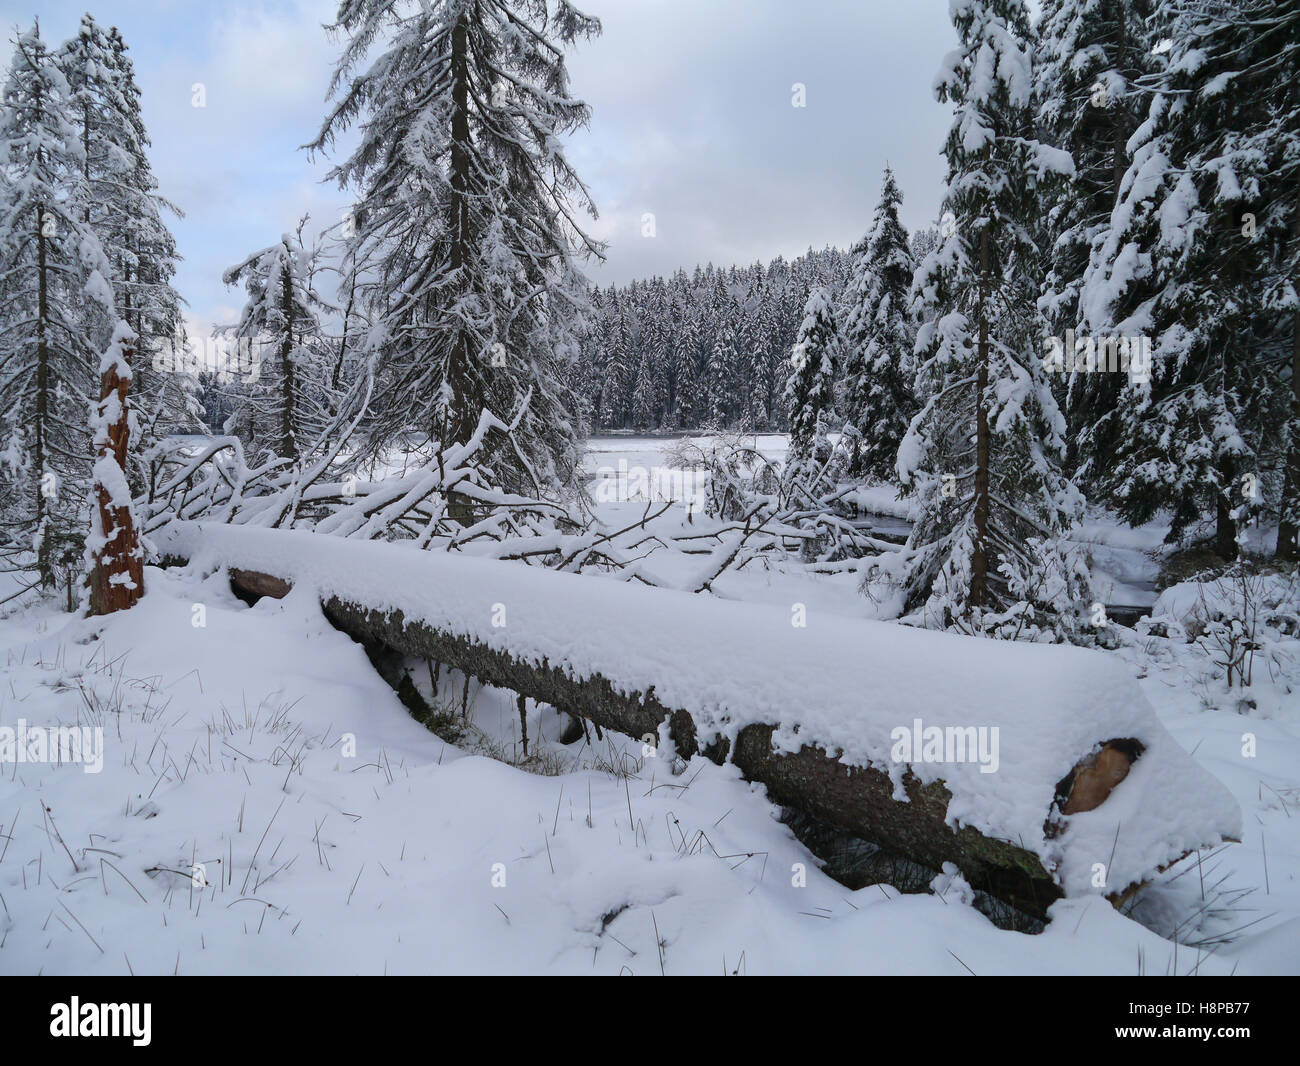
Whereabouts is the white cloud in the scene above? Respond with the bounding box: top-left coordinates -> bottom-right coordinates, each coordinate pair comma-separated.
1,0 -> 957,328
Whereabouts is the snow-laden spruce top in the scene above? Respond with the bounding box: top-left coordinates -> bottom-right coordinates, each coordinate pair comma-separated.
163,522 -> 1241,897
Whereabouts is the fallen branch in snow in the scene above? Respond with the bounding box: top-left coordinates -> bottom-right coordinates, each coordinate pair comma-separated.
145,410 -> 917,606
141,389 -> 713,588
659,432 -> 893,572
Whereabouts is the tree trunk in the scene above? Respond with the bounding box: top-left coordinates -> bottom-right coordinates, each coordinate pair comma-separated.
444,10 -> 478,456
1216,469 -> 1240,562
208,566 -> 1160,921
970,226 -> 992,609
35,201 -> 52,586
279,254 -> 297,462
82,99 -> 92,225
1217,311 -> 1240,560
88,337 -> 144,616
324,590 -> 1060,914
518,692 -> 529,756
1112,0 -> 1128,204
1277,185 -> 1300,560
331,276 -> 356,392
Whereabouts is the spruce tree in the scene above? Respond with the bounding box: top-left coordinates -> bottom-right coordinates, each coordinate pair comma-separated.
597,307 -> 632,430
784,286 -> 837,465
0,24 -> 115,587
640,286 -> 670,425
1079,0 -> 1298,560
897,0 -> 1088,628
840,166 -> 917,481
673,309 -> 703,427
308,0 -> 603,493
705,324 -> 737,427
1035,0 -> 1160,481
221,228 -> 328,462
58,17 -> 193,486
746,288 -> 776,430
630,349 -> 656,429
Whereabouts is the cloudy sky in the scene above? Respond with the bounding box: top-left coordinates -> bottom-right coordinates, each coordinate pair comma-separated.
1,0 -> 960,337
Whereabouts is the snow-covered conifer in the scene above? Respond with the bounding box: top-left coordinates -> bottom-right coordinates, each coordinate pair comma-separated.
0,24 -> 115,586
307,0 -> 603,494
840,166 -> 917,481
1079,0 -> 1299,560
220,226 -> 329,463
1034,0 -> 1160,481
893,0 -> 1089,630
785,286 -> 837,464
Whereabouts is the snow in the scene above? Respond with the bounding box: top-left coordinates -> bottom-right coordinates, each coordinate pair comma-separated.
157,517 -> 1241,900
0,556 -> 1280,976
4,0 -> 1295,977
90,454 -> 134,512
82,268 -> 116,311
0,437 -> 1294,975
840,483 -> 911,521
98,321 -> 136,380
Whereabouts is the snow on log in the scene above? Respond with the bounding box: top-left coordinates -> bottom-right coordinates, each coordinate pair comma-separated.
160,521 -> 1241,917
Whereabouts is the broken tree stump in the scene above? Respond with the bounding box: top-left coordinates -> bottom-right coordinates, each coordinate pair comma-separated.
86,325 -> 144,616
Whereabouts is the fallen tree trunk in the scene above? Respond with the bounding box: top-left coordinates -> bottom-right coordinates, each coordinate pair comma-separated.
225,566 -> 1134,920
158,520 -> 1241,926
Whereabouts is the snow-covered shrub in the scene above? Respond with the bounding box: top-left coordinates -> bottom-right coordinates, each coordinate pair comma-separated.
1152,564 -> 1299,693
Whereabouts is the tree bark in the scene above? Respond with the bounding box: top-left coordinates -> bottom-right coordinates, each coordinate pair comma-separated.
1216,460 -> 1240,562
279,248 -> 298,462
445,9 -> 477,456
1112,0 -> 1128,204
970,226 -> 992,609
1277,183 -> 1300,560
87,338 -> 144,616
35,200 -> 52,585
518,692 -> 529,757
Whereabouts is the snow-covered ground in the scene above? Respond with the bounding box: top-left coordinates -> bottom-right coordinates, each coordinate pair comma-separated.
0,436 -> 1296,975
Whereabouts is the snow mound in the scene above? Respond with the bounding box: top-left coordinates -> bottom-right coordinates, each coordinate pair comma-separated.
1152,573 -> 1300,629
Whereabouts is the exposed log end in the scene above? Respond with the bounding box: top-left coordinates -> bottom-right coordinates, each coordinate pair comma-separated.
1058,738 -> 1144,816
229,568 -> 293,603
